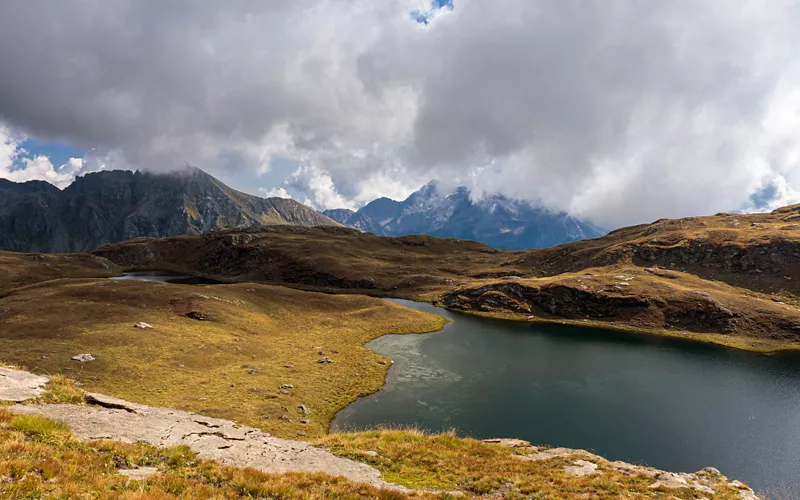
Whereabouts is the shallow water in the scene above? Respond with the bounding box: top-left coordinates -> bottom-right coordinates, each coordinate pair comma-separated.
110,270 -> 222,285
332,299 -> 800,494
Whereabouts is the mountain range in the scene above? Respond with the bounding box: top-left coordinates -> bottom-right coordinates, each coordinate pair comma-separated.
0,169 -> 602,253
0,166 -> 337,253
324,181 -> 604,250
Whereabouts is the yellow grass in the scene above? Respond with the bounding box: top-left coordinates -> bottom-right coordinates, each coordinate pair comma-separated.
0,279 -> 446,439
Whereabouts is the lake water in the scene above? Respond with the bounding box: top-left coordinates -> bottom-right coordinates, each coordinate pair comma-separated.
332,299 -> 800,494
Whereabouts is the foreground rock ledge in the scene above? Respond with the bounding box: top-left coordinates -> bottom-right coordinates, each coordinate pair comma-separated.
10,392 -> 405,492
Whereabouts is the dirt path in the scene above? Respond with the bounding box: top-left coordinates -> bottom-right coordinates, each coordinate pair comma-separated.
2,369 -> 405,491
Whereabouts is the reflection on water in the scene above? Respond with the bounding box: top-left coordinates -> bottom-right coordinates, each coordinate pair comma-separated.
333,299 -> 800,494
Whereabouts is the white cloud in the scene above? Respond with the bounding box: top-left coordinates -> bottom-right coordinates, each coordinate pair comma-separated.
258,187 -> 293,199
0,124 -> 90,188
286,164 -> 356,210
1,1 -> 800,226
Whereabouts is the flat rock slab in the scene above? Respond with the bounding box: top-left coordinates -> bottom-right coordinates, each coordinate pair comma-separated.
0,367 -> 49,402
118,467 -> 159,480
11,393 -> 403,491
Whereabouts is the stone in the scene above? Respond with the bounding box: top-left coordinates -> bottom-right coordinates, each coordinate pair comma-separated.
72,353 -> 95,363
300,420 -> 310,424
701,466 -> 722,476
563,460 -> 599,477
0,367 -> 50,402
134,322 -> 153,329
482,438 -> 532,448
298,405 -> 311,415
280,384 -> 294,389
363,450 -> 379,457
118,466 -> 159,480
648,473 -> 689,490
317,357 -> 334,364
185,311 -> 209,321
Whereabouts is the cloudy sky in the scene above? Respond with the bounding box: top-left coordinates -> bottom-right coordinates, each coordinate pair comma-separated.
1,0 -> 799,228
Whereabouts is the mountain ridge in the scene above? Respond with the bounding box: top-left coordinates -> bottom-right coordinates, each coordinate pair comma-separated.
0,167 -> 338,253
324,181 -> 604,250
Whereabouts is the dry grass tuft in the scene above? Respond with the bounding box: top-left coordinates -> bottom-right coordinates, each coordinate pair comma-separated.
317,429 -> 747,499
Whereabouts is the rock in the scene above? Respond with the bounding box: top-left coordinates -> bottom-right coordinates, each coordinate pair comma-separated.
298,405 -> 311,415
10,394 -> 405,491
363,450 -> 379,457
482,438 -> 532,448
563,460 -> 599,477
134,322 -> 153,329
701,466 -> 722,476
0,367 -> 50,402
300,420 -> 310,424
376,360 -> 388,365
317,357 -> 334,364
648,473 -> 689,490
118,466 -> 159,480
246,369 -> 257,375
280,384 -> 294,389
72,353 -> 95,363
185,311 -> 209,321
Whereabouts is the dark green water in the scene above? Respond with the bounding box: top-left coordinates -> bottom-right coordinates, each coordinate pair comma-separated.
332,299 -> 800,494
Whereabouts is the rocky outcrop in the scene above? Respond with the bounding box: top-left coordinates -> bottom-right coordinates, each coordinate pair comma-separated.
10,390 -> 405,491
0,366 -> 49,402
483,439 -> 758,499
441,268 -> 800,339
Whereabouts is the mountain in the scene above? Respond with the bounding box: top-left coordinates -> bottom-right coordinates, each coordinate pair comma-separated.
0,166 -> 338,253
325,181 -> 604,250
321,208 -> 356,225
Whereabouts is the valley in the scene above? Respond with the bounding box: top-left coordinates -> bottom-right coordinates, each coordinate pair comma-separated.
1,203 -> 799,497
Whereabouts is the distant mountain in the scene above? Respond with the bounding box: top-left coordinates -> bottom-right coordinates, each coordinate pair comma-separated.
320,208 -> 355,225
0,166 -> 338,253
324,181 -> 605,250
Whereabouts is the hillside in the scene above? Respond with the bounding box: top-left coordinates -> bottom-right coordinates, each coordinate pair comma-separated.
324,181 -> 605,250
0,167 -> 338,253
93,204 -> 800,351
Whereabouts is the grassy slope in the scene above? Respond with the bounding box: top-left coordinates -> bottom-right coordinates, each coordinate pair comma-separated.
0,408 -> 415,499
0,252 -> 119,296
316,430 -> 748,499
90,205 -> 800,352
0,278 -> 445,439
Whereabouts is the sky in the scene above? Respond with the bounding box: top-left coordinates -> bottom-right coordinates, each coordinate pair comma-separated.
1,0 -> 800,228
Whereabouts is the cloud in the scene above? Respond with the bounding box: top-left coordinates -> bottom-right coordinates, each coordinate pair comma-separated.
0,124 -> 90,188
258,187 -> 293,199
0,1 -> 799,225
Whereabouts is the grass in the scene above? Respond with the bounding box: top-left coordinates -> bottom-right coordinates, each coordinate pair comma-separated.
0,279 -> 446,439
316,428 -> 748,499
0,408 -> 425,499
